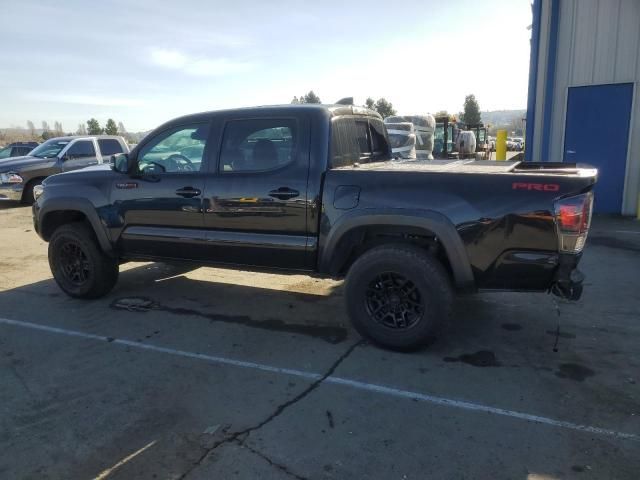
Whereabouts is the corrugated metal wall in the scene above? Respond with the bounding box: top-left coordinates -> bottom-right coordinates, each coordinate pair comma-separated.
531,0 -> 640,215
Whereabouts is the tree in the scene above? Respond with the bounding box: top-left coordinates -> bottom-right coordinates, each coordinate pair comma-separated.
27,121 -> 35,136
300,91 -> 321,104
41,121 -> 51,140
53,121 -> 63,135
434,110 -> 457,122
77,123 -> 87,135
104,119 -> 118,135
86,118 -> 103,135
291,96 -> 300,104
117,121 -> 127,134
364,97 -> 376,110
374,98 -> 396,118
461,94 -> 481,125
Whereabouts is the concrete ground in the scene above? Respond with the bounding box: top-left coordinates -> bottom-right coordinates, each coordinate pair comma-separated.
486,151 -> 523,161
0,202 -> 638,480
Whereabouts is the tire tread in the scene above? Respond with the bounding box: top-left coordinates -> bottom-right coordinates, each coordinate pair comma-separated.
344,244 -> 453,350
48,222 -> 118,299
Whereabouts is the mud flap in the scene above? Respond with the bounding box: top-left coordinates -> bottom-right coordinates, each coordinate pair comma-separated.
550,253 -> 584,301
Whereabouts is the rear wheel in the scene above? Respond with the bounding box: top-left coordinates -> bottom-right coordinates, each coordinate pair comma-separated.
48,223 -> 119,299
345,244 -> 453,351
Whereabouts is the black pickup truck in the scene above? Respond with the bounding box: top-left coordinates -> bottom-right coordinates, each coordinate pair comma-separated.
33,104 -> 597,349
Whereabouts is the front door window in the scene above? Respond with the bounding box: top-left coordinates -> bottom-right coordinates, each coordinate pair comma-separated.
138,124 -> 209,174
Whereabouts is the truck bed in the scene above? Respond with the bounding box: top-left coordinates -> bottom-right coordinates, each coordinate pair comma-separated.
337,160 -> 596,176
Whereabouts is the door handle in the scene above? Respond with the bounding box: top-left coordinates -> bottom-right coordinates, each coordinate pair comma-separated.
175,186 -> 201,198
566,150 -> 576,154
268,187 -> 299,200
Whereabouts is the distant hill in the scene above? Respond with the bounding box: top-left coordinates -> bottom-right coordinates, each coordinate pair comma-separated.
481,109 -> 526,127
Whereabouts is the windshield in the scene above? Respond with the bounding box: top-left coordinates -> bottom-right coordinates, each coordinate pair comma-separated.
30,139 -> 70,158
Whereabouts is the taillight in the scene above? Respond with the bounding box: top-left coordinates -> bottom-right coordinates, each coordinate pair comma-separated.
554,192 -> 593,252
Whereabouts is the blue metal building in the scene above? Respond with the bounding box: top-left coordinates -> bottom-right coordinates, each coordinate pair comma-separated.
526,0 -> 640,214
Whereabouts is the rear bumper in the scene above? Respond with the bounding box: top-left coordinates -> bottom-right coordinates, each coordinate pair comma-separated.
551,253 -> 584,300
0,183 -> 24,201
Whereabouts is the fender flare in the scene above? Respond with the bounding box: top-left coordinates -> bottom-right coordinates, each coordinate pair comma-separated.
319,208 -> 475,290
39,197 -> 113,253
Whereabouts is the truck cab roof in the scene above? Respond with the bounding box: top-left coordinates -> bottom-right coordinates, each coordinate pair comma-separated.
159,104 -> 381,131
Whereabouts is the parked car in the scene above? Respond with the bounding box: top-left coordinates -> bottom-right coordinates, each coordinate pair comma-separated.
0,135 -> 128,204
0,142 -> 39,159
513,137 -> 525,151
33,104 -> 597,350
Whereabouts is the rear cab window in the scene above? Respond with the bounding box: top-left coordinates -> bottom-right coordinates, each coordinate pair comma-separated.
330,116 -> 391,168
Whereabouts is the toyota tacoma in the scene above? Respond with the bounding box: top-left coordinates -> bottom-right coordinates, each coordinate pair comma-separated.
32,104 -> 597,350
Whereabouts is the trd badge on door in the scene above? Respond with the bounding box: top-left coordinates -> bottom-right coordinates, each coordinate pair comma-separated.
116,182 -> 138,189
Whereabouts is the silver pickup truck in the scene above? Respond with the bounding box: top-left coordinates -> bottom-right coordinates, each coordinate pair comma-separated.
0,135 -> 129,204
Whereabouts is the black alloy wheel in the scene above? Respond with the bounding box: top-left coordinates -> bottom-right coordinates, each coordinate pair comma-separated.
58,241 -> 92,286
365,272 -> 424,330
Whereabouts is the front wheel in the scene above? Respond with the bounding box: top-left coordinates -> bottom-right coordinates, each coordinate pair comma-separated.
345,245 -> 453,351
21,178 -> 42,205
48,223 -> 119,299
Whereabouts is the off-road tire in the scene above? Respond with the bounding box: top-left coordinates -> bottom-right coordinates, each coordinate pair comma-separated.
345,244 -> 453,351
48,222 -> 118,299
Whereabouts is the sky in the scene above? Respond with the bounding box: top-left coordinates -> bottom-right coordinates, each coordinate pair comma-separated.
0,0 -> 533,132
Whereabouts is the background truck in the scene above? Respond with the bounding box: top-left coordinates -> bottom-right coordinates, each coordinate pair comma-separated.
0,135 -> 128,203
33,104 -> 597,350
0,141 -> 39,159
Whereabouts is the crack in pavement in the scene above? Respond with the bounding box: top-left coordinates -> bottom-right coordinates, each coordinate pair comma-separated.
176,339 -> 363,480
239,440 -> 307,480
9,362 -> 34,397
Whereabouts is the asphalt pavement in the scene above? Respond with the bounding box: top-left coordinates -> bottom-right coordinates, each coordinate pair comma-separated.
0,203 -> 638,479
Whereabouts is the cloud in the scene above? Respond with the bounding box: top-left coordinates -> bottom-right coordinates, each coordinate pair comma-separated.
149,48 -> 253,76
23,92 -> 146,107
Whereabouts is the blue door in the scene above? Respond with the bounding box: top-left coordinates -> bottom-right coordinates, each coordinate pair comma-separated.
564,83 -> 633,213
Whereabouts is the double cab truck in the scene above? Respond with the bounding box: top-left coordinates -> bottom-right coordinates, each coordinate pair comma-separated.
0,135 -> 129,204
32,104 -> 597,350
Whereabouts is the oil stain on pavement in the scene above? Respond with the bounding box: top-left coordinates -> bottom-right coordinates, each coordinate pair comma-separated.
443,350 -> 502,367
555,363 -> 595,381
501,323 -> 523,331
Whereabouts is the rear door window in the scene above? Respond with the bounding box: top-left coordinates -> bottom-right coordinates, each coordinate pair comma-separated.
66,140 -> 96,158
219,118 -> 297,172
98,139 -> 124,155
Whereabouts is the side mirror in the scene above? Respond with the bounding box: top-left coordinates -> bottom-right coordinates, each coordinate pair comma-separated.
111,153 -> 133,173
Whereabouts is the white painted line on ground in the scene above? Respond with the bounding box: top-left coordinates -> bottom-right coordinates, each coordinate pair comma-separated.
0,316 -> 637,442
93,440 -> 157,480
